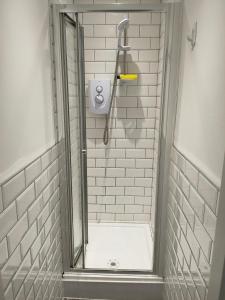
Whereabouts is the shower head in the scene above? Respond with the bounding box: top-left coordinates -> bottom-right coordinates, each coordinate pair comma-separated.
118,18 -> 129,32
117,18 -> 131,51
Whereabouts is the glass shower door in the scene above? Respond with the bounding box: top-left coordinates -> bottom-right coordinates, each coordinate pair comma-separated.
60,13 -> 88,268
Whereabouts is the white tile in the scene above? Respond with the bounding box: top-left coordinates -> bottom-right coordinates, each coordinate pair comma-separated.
85,50 -> 95,61
95,50 -> 116,61
0,187 -> 3,212
4,284 -> 14,300
126,168 -> 145,177
16,184 -> 35,219
94,24 -> 116,37
127,62 -> 150,73
96,159 -> 115,168
12,252 -> 31,297
194,218 -> 212,261
151,12 -> 161,25
125,205 -> 143,213
125,186 -> 144,196
96,178 -> 115,187
25,159 -> 42,186
127,25 -> 140,37
88,187 -> 105,196
41,149 -> 52,170
89,204 -> 105,213
115,97 -> 138,108
35,170 -> 48,197
203,205 -> 216,240
37,204 -> 50,233
138,97 -> 157,108
198,174 -> 218,214
0,202 -> 17,241
2,171 -> 25,209
116,139 -> 136,148
106,205 -> 124,213
151,38 -> 160,49
7,213 -> 28,255
140,25 -> 160,37
185,161 -> 199,189
97,196 -> 115,205
116,159 -> 135,168
135,178 -> 152,187
138,74 -> 158,85
1,246 -> 21,289
136,159 -> 153,168
116,214 -> 133,221
106,168 -> 125,177
128,38 -> 151,49
85,62 -> 105,73
83,12 -> 105,24
189,187 -> 204,222
126,149 -> 145,158
106,187 -> 124,195
127,107 -> 148,118
106,149 -> 125,158
20,222 -> 37,257
0,238 -> 8,267
28,195 -> 43,226
88,168 -> 105,177
84,38 -> 105,49
135,196 -> 151,205
83,25 -> 94,37
116,177 -> 134,186
129,12 -> 151,24
116,196 -> 134,205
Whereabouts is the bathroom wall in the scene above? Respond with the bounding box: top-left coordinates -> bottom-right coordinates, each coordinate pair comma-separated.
163,1 -> 225,299
0,144 -> 64,300
0,0 -> 55,183
80,10 -> 164,223
0,1 -> 64,299
174,0 -> 225,186
164,146 -> 219,300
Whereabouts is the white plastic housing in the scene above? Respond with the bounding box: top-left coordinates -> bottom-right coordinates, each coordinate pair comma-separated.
89,80 -> 111,114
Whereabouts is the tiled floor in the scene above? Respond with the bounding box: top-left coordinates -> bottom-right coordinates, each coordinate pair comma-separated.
85,222 -> 153,270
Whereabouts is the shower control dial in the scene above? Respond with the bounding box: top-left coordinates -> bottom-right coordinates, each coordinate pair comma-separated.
89,79 -> 111,114
96,85 -> 103,93
95,94 -> 104,104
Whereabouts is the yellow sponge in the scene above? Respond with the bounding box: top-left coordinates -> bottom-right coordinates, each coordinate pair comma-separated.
117,74 -> 138,80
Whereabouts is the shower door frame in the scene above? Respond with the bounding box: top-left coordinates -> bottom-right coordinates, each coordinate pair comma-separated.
52,2 -> 183,277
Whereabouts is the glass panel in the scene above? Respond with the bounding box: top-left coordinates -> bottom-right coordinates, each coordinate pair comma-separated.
64,17 -> 83,261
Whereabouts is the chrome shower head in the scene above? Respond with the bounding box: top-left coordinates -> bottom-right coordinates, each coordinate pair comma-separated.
118,18 -> 131,51
118,18 -> 129,32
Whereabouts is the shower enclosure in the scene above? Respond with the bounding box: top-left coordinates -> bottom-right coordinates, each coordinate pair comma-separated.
52,1 -> 182,280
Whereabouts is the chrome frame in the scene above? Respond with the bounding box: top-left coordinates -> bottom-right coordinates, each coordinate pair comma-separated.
52,2 -> 183,277
59,12 -> 76,268
75,13 -> 89,265
207,156 -> 225,300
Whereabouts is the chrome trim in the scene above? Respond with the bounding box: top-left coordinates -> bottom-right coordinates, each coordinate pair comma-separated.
154,2 -> 183,276
63,271 -> 163,284
59,3 -> 168,13
59,12 -> 75,268
75,14 -> 89,267
52,1 -> 184,277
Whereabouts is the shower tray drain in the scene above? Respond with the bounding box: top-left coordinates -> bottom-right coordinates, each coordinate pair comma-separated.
107,259 -> 119,269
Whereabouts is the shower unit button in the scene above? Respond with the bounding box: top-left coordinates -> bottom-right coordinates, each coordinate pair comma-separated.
89,80 -> 111,114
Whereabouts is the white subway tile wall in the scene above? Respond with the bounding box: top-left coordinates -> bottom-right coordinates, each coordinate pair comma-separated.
0,143 -> 64,300
163,146 -> 220,300
79,10 -> 165,223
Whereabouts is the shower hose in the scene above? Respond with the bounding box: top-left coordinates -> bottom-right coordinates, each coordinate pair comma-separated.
103,50 -> 120,145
